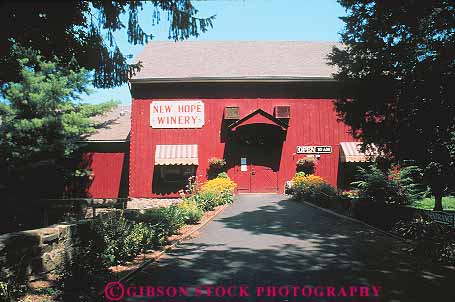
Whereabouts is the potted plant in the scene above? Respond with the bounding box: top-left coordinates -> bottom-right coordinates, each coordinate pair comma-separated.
296,157 -> 316,174
207,157 -> 227,179
208,157 -> 226,170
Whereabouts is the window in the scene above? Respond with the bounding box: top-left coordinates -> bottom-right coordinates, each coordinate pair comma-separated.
224,106 -> 240,119
274,106 -> 291,118
160,165 -> 196,182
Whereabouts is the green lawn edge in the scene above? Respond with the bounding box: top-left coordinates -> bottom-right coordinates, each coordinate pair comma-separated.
410,197 -> 455,210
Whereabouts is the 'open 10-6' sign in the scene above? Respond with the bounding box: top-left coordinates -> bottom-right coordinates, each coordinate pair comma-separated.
296,146 -> 332,154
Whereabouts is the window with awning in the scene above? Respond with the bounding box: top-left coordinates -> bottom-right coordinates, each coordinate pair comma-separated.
154,144 -> 198,165
340,142 -> 378,162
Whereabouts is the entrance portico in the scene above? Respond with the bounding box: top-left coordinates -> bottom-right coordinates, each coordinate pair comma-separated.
225,109 -> 288,193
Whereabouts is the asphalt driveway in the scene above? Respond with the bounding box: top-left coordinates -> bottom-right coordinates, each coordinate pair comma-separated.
125,194 -> 455,302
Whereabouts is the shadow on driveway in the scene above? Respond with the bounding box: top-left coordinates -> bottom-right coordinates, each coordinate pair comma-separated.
126,194 -> 455,302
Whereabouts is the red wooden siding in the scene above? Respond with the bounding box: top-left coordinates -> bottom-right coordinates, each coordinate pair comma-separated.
84,152 -> 126,198
130,98 -> 354,198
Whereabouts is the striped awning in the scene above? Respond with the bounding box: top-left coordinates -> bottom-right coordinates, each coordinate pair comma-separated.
155,145 -> 198,165
340,142 -> 377,163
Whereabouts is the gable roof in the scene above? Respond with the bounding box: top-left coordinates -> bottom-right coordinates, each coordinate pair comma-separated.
228,109 -> 289,131
131,41 -> 341,83
85,105 -> 131,141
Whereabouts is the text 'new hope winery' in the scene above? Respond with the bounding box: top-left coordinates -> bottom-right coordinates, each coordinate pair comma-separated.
150,101 -> 205,129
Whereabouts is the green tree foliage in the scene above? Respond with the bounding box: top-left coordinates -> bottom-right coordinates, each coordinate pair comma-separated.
0,50 -> 117,200
0,1 -> 215,89
351,165 -> 424,206
329,0 -> 455,210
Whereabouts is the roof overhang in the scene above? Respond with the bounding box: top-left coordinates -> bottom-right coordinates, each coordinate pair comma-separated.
78,140 -> 129,143
130,76 -> 336,84
228,109 -> 289,131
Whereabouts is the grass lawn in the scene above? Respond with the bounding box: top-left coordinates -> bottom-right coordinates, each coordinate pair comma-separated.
411,196 -> 455,210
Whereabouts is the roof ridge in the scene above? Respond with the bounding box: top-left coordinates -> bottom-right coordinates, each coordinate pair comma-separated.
140,40 -> 340,43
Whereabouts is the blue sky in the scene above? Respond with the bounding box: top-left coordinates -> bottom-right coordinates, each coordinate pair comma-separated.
83,0 -> 346,105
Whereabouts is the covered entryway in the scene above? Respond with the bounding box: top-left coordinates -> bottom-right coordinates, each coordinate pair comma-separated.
233,138 -> 281,193
224,109 -> 287,193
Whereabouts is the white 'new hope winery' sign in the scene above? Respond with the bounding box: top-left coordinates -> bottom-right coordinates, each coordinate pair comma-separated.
150,101 -> 205,128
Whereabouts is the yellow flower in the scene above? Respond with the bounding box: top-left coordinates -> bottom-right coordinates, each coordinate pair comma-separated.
291,173 -> 326,189
201,177 -> 237,194
178,200 -> 199,211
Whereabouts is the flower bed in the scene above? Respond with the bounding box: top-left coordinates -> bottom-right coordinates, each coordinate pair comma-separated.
290,172 -> 342,211
289,165 -> 454,266
181,174 -> 237,212
1,175 -> 238,302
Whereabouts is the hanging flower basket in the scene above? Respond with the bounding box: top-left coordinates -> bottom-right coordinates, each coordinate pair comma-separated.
207,157 -> 227,179
296,157 -> 316,174
208,157 -> 226,170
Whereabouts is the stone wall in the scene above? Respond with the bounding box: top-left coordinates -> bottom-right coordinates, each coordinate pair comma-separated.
0,200 -> 183,282
0,220 -> 90,281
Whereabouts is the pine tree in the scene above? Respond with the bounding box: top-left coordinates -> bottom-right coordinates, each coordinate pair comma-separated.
0,1 -> 215,89
329,0 -> 455,210
0,50 -> 117,200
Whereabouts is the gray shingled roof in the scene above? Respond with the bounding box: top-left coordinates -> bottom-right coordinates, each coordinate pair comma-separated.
131,41 -> 341,82
85,105 -> 131,141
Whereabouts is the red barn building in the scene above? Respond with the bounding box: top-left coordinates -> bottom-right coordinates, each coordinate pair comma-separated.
83,41 -> 372,198
81,105 -> 130,198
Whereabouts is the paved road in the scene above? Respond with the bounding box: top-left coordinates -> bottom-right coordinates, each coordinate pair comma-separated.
125,194 -> 454,302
